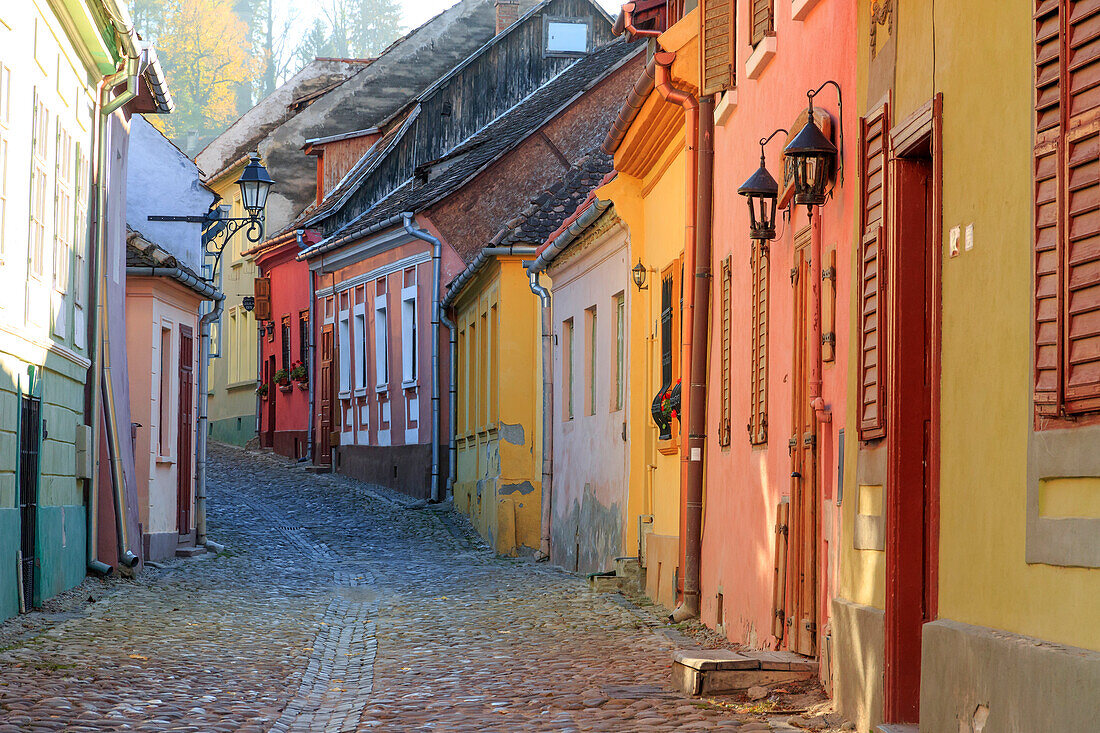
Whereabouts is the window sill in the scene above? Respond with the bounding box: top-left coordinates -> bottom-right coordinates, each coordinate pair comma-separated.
353,388 -> 368,398
746,34 -> 777,81
226,380 -> 256,391
791,0 -> 822,21
155,455 -> 176,465
402,379 -> 418,390
657,438 -> 679,456
714,90 -> 738,127
375,384 -> 388,395
339,390 -> 352,400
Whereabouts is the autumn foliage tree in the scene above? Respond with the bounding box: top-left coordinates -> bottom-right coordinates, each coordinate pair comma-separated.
150,0 -> 255,152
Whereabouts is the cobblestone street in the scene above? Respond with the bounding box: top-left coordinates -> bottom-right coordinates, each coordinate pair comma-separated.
0,445 -> 836,732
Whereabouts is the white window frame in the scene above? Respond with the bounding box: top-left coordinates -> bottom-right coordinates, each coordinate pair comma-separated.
338,308 -> 351,396
353,303 -> 367,395
374,292 -> 388,391
401,283 -> 417,387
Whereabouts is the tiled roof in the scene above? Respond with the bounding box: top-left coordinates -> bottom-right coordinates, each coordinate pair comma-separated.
490,149 -> 613,248
301,39 -> 641,259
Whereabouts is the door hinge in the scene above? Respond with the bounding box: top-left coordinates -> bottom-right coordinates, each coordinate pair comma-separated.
804,432 -> 816,448
822,266 -> 836,281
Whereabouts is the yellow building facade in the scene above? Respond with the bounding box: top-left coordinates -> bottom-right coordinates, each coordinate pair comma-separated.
834,2 -> 1100,731
598,14 -> 700,610
203,157 -> 259,446
451,256 -> 542,556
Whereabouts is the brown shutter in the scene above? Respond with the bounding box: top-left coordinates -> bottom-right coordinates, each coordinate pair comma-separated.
1034,0 -> 1100,419
1063,0 -> 1100,413
857,104 -> 889,440
750,0 -> 773,46
702,0 -> 735,95
749,241 -> 769,445
254,277 -> 271,321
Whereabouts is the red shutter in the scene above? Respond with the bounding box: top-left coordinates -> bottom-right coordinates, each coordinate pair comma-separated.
702,0 -> 735,95
1063,0 -> 1100,413
858,104 -> 889,440
254,277 -> 271,321
749,241 -> 769,445
750,0 -> 773,46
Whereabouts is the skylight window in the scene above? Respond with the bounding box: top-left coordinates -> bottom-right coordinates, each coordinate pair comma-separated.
545,19 -> 588,55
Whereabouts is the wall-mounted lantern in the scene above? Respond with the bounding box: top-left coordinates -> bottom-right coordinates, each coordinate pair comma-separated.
783,81 -> 842,214
737,129 -> 787,241
237,153 -> 274,217
632,259 -> 648,291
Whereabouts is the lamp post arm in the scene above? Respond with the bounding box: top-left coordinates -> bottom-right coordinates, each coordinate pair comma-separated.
807,80 -> 844,185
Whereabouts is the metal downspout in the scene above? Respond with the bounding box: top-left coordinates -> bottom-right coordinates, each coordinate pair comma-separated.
528,271 -> 553,560
195,293 -> 225,547
304,232 -> 317,463
90,40 -> 141,571
402,213 -> 443,502
439,309 -> 457,498
654,51 -> 702,622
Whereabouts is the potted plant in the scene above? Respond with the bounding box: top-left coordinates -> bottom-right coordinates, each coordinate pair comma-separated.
290,361 -> 308,390
256,382 -> 269,398
275,368 -> 292,393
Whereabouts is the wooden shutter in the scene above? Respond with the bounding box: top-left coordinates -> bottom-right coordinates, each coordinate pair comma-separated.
750,0 -> 773,46
702,0 -> 735,95
749,241 -> 769,444
719,256 -> 732,446
1034,0 -> 1100,419
858,103 -> 889,440
253,276 -> 271,321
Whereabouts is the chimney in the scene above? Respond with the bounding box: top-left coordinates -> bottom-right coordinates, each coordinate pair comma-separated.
495,1 -> 520,34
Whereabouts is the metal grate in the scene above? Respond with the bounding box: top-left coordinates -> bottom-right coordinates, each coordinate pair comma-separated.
18,393 -> 41,611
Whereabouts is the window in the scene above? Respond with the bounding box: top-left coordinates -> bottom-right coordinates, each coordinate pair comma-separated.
280,315 -> 291,371
338,308 -> 350,393
563,318 -> 574,420
374,280 -> 388,388
701,0 -> 736,95
225,307 -> 257,384
159,326 -> 172,456
719,257 -> 732,446
401,270 -> 417,384
857,101 -> 889,439
468,317 -> 477,429
73,147 -> 88,347
750,0 -> 773,45
659,261 -> 682,395
489,302 -> 499,424
480,307 -> 489,426
458,325 -> 468,434
354,306 -> 366,389
29,96 -> 49,280
613,292 -> 625,411
748,242 -> 769,445
585,306 -> 597,415
0,64 -> 9,264
1034,0 -> 1100,422
545,18 -> 589,55
298,310 -> 309,369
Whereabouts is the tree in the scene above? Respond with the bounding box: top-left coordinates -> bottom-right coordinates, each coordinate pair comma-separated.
151,0 -> 255,153
245,0 -> 300,101
293,0 -> 403,67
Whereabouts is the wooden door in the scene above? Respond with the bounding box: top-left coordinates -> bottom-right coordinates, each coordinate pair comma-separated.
787,227 -> 818,657
18,391 -> 41,610
884,146 -> 938,724
318,324 -> 334,464
266,355 -> 277,445
177,326 -> 194,535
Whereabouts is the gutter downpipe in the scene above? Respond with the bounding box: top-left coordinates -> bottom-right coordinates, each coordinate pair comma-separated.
402,213 -> 443,502
526,198 -> 612,561
303,231 -> 317,463
654,51 -> 702,622
89,9 -> 141,571
619,3 -> 663,38
195,290 -> 226,547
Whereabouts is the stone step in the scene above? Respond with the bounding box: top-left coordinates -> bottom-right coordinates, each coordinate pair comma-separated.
876,726 -> 918,733
304,465 -> 332,474
614,556 -> 643,588
175,545 -> 207,558
671,648 -> 818,696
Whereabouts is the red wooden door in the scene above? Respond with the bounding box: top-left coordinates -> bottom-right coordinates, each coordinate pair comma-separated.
266,355 -> 277,446
177,326 -> 194,535
884,146 -> 938,724
318,324 -> 334,464
787,228 -> 818,657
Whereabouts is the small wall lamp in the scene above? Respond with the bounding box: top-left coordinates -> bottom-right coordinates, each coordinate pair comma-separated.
632,259 -> 648,290
737,128 -> 787,241
784,80 -> 843,215
265,322 -> 275,338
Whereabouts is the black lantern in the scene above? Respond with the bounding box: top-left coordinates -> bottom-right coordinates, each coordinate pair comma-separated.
237,153 -> 274,217
737,129 -> 786,240
632,259 -> 648,290
784,81 -> 842,214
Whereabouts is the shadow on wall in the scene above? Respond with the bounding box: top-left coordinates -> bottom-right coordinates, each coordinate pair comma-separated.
551,484 -> 622,575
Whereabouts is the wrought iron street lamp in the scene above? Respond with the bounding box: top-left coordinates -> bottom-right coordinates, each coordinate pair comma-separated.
148,152 -> 274,283
632,259 -> 648,290
783,81 -> 843,215
737,128 -> 787,241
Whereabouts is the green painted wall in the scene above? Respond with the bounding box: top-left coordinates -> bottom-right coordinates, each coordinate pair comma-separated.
209,415 -> 254,446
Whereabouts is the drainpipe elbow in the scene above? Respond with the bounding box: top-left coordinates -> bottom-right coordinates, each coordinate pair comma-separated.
654,52 -> 698,111
811,396 -> 831,423
619,2 -> 663,39
527,269 -> 551,308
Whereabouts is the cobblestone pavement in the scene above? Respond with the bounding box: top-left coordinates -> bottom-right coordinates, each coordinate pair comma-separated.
0,444 -> 838,732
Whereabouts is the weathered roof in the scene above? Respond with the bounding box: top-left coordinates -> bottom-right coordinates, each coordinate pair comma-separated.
491,149 -> 613,247
126,230 -> 221,299
300,39 -> 642,259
